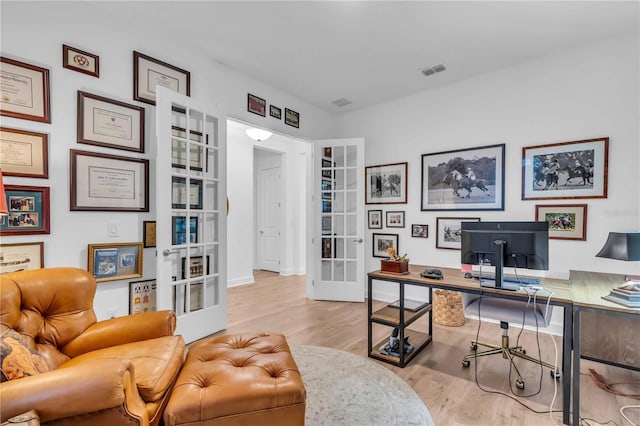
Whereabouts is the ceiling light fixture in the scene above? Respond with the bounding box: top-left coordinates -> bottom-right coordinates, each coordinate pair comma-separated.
245,128 -> 273,142
421,63 -> 446,77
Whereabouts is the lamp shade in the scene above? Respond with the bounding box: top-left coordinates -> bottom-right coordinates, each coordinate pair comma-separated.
595,232 -> 640,261
0,170 -> 8,216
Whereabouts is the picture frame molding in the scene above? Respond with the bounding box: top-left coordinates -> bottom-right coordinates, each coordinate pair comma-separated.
535,203 -> 588,241
133,51 -> 190,106
62,44 -> 99,78
88,242 -> 143,283
0,126 -> 49,178
435,217 -> 481,250
0,56 -> 51,123
2,185 -> 50,236
365,162 -> 408,205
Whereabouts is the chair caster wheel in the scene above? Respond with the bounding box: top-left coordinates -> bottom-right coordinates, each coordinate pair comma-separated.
550,370 -> 561,380
462,360 -> 470,368
521,349 -> 526,355
516,379 -> 525,390
470,344 -> 478,351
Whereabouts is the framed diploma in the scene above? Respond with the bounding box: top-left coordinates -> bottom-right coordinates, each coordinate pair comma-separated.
62,44 -> 99,78
87,242 -> 143,283
0,127 -> 48,178
70,149 -> 149,212
0,242 -> 44,274
1,185 -> 50,236
0,57 -> 51,123
172,177 -> 203,210
171,126 -> 206,171
143,221 -> 156,248
77,91 -> 145,152
133,51 -> 190,106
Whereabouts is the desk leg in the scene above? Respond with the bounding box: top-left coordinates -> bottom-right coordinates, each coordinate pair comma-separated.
562,304 -> 573,425
368,277 -> 373,359
572,309 -> 581,426
399,282 -> 405,367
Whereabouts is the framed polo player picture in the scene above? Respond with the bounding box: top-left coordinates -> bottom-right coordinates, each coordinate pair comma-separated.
522,138 -> 608,200
365,162 -> 407,204
421,144 -> 505,211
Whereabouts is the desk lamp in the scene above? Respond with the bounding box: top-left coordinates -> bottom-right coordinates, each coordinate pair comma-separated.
596,232 -> 640,306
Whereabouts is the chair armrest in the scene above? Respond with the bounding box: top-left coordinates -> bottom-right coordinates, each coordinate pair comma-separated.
63,310 -> 176,357
0,358 -> 147,425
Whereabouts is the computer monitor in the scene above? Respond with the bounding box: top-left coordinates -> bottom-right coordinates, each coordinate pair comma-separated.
461,221 -> 549,289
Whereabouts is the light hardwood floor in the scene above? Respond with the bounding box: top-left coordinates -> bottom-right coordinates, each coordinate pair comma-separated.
220,270 -> 640,426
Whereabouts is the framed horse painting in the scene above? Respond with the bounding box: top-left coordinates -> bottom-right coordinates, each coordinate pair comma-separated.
522,138 -> 608,200
365,162 -> 407,204
421,144 -> 505,211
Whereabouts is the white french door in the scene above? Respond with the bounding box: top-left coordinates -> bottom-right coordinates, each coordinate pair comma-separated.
155,87 -> 226,343
310,138 -> 365,302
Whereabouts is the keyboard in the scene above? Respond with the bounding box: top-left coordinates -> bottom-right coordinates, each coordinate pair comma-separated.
471,274 -> 541,291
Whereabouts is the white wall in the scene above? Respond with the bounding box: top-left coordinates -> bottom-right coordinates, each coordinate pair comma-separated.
338,34 -> 640,307
1,2 -> 336,320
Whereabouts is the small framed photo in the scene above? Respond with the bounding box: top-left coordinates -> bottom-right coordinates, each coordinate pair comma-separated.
422,144 -> 505,211
133,51 -> 190,106
365,162 -> 408,204
62,44 -> 99,78
172,177 -> 203,209
248,93 -> 266,116
0,57 -> 50,123
70,150 -> 149,212
172,216 -> 198,245
182,255 -> 210,279
372,233 -> 399,258
522,137 -> 608,200
0,127 -> 48,178
386,211 -> 405,228
411,224 -> 429,238
368,210 -> 383,229
535,204 -> 587,241
321,216 -> 332,234
143,221 -> 156,248
270,105 -> 282,119
436,217 -> 480,250
321,237 -> 335,259
77,91 -> 145,153
1,185 -> 50,236
129,279 -> 156,314
0,242 -> 44,274
171,126 -> 206,171
322,200 -> 332,213
285,108 -> 300,128
88,242 -> 143,283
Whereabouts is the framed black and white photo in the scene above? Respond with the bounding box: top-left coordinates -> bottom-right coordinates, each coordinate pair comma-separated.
88,242 -> 143,283
285,108 -> 299,128
386,211 -> 405,228
133,51 -> 190,105
535,204 -> 587,241
0,57 -> 50,123
372,233 -> 399,258
522,138 -> 608,200
270,105 -> 282,119
436,217 -> 480,250
422,144 -> 504,211
368,210 -> 383,229
411,224 -> 429,238
247,93 -> 266,116
365,162 -> 408,204
78,91 -> 145,152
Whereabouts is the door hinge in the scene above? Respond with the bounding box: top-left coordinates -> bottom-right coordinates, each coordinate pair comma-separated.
312,280 -> 314,286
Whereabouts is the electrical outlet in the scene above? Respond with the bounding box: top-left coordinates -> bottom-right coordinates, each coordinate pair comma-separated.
107,307 -> 118,319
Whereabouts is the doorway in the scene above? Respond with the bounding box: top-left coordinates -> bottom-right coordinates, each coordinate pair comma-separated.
255,149 -> 282,272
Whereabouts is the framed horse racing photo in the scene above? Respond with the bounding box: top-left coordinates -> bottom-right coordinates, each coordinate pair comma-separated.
436,217 -> 480,250
365,162 -> 407,204
522,138 -> 608,200
535,204 -> 587,241
421,144 -> 504,211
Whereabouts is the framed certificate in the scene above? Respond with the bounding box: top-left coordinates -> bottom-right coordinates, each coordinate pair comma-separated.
0,127 -> 48,178
172,177 -> 203,210
133,51 -> 190,105
77,91 -> 145,152
88,242 -> 143,283
0,242 -> 44,274
70,149 -> 149,212
0,57 -> 51,123
1,185 -> 50,236
171,126 -> 206,171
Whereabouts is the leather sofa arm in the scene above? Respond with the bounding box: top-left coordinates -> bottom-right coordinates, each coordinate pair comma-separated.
63,310 -> 176,357
0,358 -> 147,425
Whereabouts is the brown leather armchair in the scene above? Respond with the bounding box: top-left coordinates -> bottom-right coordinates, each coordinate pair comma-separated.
0,267 -> 185,426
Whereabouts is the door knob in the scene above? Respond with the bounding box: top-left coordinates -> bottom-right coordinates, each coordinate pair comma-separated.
162,248 -> 180,257
353,238 -> 364,243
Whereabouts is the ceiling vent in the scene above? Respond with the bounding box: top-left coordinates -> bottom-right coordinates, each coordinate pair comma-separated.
421,64 -> 446,77
331,97 -> 352,107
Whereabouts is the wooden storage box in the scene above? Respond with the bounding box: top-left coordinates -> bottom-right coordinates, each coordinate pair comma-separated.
380,260 -> 409,275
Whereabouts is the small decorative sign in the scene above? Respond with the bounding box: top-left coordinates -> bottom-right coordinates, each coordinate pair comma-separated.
62,44 -> 99,77
285,108 -> 300,128
270,105 -> 282,119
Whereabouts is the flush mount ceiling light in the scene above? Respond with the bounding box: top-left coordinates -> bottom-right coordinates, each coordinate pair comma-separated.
421,63 -> 446,77
245,127 -> 273,142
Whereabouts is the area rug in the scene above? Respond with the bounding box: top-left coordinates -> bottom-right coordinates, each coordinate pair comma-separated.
290,345 -> 434,426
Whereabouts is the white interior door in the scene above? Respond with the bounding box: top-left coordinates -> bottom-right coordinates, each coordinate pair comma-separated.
257,166 -> 281,272
155,87 -> 226,343
311,138 -> 365,302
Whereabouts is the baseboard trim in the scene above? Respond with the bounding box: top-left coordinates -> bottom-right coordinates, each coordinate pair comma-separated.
228,275 -> 255,288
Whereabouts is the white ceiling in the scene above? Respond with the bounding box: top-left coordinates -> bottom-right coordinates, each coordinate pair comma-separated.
99,1 -> 638,115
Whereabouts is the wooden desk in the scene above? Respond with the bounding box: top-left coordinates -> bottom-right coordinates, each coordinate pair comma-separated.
368,265 -> 574,425
570,270 -> 640,426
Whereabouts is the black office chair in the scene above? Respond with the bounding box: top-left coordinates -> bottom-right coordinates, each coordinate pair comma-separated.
461,295 -> 560,389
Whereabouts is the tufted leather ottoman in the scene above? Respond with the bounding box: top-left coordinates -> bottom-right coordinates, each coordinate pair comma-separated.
163,332 -> 306,426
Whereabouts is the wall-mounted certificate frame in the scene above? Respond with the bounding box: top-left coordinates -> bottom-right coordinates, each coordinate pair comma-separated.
70,149 -> 149,212
1,185 -> 50,236
0,241 -> 44,274
143,221 -> 156,248
172,177 -> 203,209
133,51 -> 190,106
285,108 -> 300,128
0,127 -> 49,178
77,91 -> 145,153
171,126 -> 206,171
0,57 -> 51,123
88,242 -> 143,283
129,279 -> 156,314
62,44 -> 99,78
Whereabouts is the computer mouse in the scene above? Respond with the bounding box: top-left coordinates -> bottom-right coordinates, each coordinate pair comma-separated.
464,272 -> 473,279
